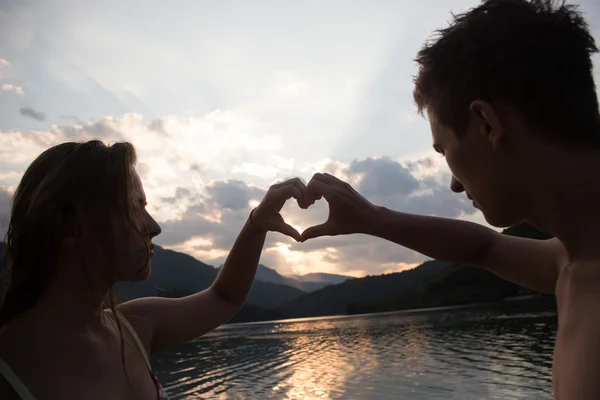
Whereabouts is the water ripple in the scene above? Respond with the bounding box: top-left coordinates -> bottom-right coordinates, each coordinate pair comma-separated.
152,302 -> 556,399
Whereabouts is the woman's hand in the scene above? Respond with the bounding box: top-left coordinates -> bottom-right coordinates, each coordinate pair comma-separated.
250,178 -> 309,242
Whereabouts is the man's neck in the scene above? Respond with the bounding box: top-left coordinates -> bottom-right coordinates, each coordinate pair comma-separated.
527,150 -> 600,261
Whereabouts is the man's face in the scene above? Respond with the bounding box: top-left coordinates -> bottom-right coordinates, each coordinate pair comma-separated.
427,108 -> 525,228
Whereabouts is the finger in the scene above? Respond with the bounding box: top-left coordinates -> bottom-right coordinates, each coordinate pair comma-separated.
271,220 -> 301,242
305,179 -> 335,202
288,178 -> 309,208
265,185 -> 303,208
270,178 -> 309,208
313,172 -> 347,188
300,223 -> 331,242
271,177 -> 306,190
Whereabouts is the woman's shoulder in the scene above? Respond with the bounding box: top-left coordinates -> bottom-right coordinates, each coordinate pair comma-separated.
0,322 -> 29,366
0,326 -> 39,400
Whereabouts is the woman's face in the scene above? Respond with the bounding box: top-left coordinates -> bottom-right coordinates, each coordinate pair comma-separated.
117,171 -> 162,281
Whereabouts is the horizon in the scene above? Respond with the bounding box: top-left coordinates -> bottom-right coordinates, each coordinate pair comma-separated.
1,0 -> 599,278
159,244 -> 420,279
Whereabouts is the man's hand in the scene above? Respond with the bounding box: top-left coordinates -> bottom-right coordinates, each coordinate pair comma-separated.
300,173 -> 380,241
251,178 -> 309,242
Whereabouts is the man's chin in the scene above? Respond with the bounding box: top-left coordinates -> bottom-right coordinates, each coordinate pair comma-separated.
482,210 -> 522,229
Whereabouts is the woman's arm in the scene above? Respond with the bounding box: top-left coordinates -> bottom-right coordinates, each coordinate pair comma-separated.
118,178 -> 307,355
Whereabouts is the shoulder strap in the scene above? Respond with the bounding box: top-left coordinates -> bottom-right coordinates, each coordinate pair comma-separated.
113,311 -> 153,371
0,358 -> 37,400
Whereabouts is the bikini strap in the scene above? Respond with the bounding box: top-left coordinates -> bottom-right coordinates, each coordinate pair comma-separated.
112,311 -> 153,372
0,358 -> 37,400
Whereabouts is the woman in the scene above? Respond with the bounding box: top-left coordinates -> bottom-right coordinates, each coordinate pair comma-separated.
0,140 -> 308,399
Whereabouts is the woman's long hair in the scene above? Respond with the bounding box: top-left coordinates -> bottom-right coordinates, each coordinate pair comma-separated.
0,140 -> 145,393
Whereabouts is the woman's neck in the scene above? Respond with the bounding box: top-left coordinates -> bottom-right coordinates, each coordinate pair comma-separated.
25,258 -> 113,332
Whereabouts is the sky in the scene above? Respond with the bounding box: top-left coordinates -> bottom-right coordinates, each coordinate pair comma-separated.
0,0 -> 599,278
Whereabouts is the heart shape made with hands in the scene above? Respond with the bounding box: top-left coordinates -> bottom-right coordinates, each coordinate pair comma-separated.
256,173 -> 372,242
279,195 -> 329,239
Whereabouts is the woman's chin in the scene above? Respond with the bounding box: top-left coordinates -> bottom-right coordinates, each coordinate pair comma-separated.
121,263 -> 152,282
136,263 -> 152,281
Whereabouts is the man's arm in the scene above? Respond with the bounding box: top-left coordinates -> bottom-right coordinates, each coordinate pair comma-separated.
301,173 -> 565,295
371,207 -> 564,294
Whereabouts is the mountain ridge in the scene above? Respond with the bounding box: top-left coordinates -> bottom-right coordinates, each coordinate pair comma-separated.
0,222 -> 556,323
253,264 -> 351,292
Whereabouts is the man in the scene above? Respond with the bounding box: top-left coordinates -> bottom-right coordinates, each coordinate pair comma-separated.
300,1 -> 600,398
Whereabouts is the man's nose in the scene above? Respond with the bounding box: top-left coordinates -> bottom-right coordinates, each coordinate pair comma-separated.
450,175 -> 465,193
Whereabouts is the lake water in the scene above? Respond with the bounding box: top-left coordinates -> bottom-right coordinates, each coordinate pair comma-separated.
152,300 -> 557,399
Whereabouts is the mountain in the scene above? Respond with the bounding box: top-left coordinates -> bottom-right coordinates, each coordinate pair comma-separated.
142,287 -> 285,324
236,264 -> 350,292
253,264 -> 299,288
288,272 -> 350,285
275,222 -> 555,319
115,246 -> 217,300
0,221 -> 557,324
331,222 -> 556,315
277,260 -> 451,318
245,281 -> 306,309
115,247 -> 307,309
0,244 -> 307,313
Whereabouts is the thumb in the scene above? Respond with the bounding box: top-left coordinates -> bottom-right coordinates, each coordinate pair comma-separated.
300,223 -> 330,242
272,220 -> 301,242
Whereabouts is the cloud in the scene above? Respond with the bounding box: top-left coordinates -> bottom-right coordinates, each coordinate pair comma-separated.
148,119 -> 169,137
0,58 -> 10,80
349,157 -> 473,218
204,180 -> 264,211
0,111 -> 288,223
158,179 -> 268,248
350,157 -> 420,198
136,162 -> 151,180
53,117 -> 123,139
0,112 -> 479,277
160,187 -> 191,205
154,156 -> 476,277
59,114 -> 86,124
2,83 -> 24,95
18,106 -> 45,121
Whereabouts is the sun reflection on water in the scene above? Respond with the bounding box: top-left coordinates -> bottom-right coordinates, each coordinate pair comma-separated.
153,305 -> 557,399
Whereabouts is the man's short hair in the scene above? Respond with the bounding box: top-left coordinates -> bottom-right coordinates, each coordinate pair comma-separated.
413,0 -> 600,148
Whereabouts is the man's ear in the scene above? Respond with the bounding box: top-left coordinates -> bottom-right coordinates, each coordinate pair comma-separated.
469,100 -> 504,149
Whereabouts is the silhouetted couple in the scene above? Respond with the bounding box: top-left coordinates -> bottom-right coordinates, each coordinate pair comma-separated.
2,1 -> 600,399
